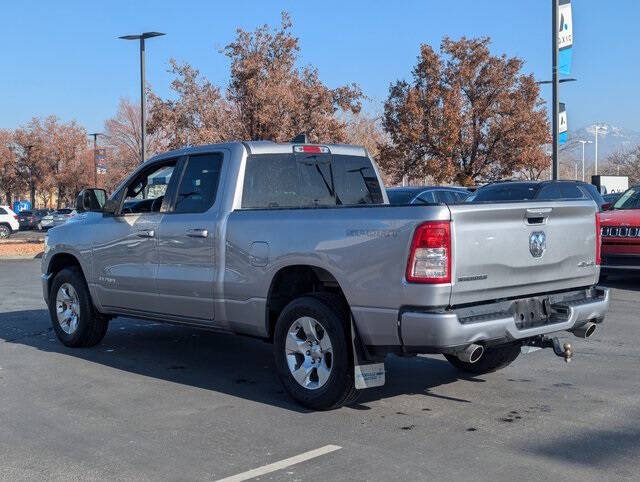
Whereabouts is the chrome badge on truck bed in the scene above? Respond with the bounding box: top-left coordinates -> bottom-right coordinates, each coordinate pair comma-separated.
529,231 -> 546,258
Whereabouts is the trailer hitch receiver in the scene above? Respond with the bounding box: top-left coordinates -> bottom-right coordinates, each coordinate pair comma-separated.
524,335 -> 573,363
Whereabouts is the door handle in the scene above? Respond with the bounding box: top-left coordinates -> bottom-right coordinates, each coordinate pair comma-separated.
186,228 -> 208,238
136,229 -> 155,238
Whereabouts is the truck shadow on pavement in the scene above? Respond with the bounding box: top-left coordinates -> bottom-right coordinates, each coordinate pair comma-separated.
0,309 -> 479,412
600,275 -> 640,292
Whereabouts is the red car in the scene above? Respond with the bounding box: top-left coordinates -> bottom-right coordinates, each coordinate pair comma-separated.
600,186 -> 640,276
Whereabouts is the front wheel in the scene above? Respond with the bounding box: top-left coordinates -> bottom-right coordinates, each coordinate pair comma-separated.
48,267 -> 109,347
444,343 -> 521,375
273,295 -> 357,410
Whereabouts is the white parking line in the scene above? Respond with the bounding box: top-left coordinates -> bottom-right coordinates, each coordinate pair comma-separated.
216,444 -> 342,482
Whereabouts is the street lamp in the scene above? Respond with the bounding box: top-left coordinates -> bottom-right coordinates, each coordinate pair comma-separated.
118,31 -> 165,163
594,125 -> 605,175
578,140 -> 592,182
88,133 -> 103,186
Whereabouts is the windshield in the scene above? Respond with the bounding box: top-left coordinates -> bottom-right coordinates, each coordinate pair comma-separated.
612,188 -> 640,210
467,183 -> 539,202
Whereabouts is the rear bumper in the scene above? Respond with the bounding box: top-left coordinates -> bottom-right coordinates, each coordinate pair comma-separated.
399,287 -> 609,352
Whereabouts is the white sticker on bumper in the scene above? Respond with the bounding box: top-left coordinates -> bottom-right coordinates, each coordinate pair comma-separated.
354,363 -> 385,389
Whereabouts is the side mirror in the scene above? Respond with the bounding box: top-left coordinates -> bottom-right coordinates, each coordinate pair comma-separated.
102,189 -> 125,216
601,203 -> 611,211
76,188 -> 107,213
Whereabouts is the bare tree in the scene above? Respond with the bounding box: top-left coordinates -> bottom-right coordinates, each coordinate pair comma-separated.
601,147 -> 640,184
104,98 -> 162,192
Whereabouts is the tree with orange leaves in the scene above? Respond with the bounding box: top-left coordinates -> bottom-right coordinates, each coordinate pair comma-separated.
379,37 -> 549,186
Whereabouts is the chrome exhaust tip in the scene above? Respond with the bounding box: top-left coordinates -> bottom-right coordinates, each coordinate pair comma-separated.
457,344 -> 484,364
572,322 -> 597,339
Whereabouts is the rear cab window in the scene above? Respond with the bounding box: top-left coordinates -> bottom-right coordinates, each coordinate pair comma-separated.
241,152 -> 384,208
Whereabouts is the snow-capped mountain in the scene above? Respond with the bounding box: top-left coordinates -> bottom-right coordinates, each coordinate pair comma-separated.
565,123 -> 640,160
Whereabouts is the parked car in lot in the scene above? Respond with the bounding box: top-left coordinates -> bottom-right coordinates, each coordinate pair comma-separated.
599,186 -> 640,277
39,209 -> 73,230
18,209 -> 52,230
466,180 -> 607,209
387,186 -> 470,205
0,205 -> 19,238
602,192 -> 622,207
41,140 -> 609,409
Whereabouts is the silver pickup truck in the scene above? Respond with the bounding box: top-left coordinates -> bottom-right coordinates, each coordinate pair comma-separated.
41,140 -> 609,409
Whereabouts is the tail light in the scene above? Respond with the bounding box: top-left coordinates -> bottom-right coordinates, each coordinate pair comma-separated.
13,215 -> 18,221
595,213 -> 601,266
406,221 -> 451,283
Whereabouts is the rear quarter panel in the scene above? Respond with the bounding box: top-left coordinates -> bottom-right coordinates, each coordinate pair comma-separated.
221,205 -> 451,341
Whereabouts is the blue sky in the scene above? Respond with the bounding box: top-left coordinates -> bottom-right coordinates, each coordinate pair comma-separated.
2,0 -> 638,134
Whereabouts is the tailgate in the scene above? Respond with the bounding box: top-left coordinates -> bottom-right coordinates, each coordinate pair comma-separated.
449,201 -> 598,306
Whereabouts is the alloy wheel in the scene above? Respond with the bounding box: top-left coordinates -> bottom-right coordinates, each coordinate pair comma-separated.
56,283 -> 80,334
285,316 -> 334,390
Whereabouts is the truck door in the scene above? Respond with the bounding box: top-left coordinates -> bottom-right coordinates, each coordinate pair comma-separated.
154,151 -> 225,321
91,158 -> 179,313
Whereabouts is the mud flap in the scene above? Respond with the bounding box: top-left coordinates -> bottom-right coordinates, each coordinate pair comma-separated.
350,317 -> 385,389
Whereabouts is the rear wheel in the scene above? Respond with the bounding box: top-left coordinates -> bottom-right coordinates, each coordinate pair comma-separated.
445,343 -> 521,375
273,295 -> 357,410
0,224 -> 10,238
48,267 -> 109,347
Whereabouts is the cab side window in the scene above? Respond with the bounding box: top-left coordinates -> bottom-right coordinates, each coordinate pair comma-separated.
122,161 -> 177,214
173,153 -> 223,213
0,208 -> 6,215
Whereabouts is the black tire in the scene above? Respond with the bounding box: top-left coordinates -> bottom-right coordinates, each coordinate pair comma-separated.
0,224 -> 11,239
273,295 -> 357,410
444,343 -> 521,375
48,267 -> 109,347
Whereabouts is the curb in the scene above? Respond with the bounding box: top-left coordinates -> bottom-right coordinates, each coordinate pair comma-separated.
0,255 -> 43,260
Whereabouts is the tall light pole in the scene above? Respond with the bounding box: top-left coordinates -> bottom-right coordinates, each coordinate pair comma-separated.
578,140 -> 592,182
89,133 -> 103,186
118,32 -> 165,163
594,125 -> 604,175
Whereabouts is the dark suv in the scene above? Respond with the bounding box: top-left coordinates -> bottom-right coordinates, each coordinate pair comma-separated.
18,209 -> 52,230
466,180 -> 606,209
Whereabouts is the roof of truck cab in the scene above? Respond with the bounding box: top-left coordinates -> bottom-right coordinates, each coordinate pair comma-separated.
147,141 -> 368,163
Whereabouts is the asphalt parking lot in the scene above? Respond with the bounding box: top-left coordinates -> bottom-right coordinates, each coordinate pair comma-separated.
1,260 -> 639,481
9,230 -> 46,242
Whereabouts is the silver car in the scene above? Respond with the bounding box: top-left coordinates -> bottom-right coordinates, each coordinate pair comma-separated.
39,209 -> 73,230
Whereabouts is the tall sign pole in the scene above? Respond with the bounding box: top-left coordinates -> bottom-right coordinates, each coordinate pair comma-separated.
551,0 -> 559,180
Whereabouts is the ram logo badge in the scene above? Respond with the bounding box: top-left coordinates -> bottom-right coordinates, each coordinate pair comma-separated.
529,231 -> 546,258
